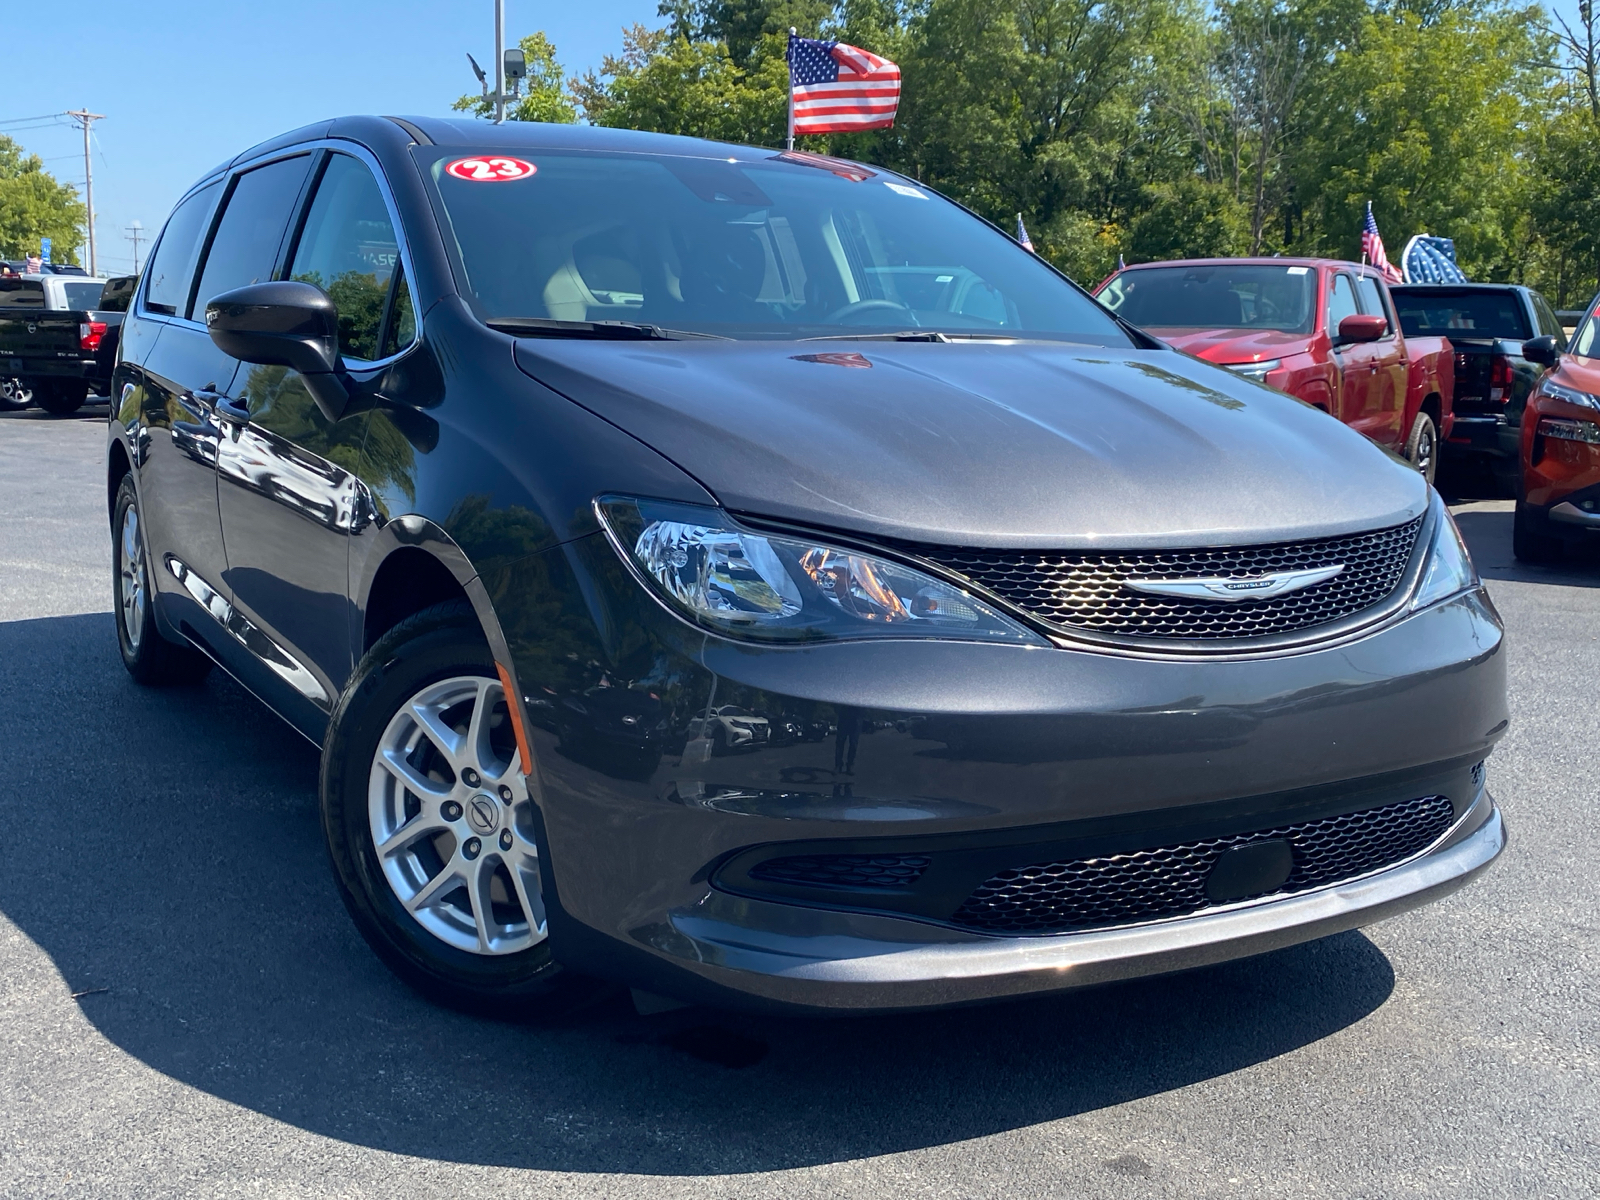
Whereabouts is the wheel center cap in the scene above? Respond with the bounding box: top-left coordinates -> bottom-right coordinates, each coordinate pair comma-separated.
466,794 -> 500,835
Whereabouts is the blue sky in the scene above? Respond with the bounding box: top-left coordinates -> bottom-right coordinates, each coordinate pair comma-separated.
1,0 -> 659,275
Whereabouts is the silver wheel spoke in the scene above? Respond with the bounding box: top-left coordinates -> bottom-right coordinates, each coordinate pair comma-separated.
468,855 -> 498,951
374,810 -> 450,858
463,676 -> 497,775
406,860 -> 465,914
406,700 -> 464,767
378,746 -> 451,800
509,857 -> 546,937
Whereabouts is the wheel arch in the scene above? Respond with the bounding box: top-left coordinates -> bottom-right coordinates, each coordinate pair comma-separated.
106,438 -> 132,525
355,515 -> 516,676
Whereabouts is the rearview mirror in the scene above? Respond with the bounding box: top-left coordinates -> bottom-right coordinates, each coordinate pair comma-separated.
1522,335 -> 1561,368
205,280 -> 350,419
1336,314 -> 1387,344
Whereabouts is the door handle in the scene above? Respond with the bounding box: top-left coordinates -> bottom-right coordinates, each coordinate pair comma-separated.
215,396 -> 251,424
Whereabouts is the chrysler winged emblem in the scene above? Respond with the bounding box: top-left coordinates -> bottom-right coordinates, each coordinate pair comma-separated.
1124,564 -> 1344,602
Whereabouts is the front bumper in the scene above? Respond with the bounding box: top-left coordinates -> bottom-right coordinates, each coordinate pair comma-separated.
646,796 -> 1503,1011
487,535 -> 1508,1013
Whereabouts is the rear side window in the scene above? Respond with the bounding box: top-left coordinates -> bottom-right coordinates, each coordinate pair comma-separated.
288,153 -> 402,361
1354,276 -> 1391,333
144,182 -> 221,315
0,279 -> 45,308
191,155 -> 312,319
1531,292 -> 1567,347
1328,273 -> 1359,330
63,281 -> 105,309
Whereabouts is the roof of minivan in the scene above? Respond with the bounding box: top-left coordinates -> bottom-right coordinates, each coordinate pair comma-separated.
1116,257 -> 1375,272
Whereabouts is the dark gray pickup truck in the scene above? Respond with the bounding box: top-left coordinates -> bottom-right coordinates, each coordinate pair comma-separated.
0,273 -> 125,414
1391,282 -> 1567,489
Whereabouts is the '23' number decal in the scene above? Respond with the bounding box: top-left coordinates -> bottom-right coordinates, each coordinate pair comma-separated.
444,156 -> 536,182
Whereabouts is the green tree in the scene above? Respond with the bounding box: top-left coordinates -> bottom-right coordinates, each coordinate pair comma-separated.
453,33 -> 577,123
0,135 -> 85,262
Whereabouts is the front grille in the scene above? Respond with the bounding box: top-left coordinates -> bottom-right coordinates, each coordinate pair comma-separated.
950,794 -> 1455,935
750,853 -> 932,889
914,517 -> 1423,643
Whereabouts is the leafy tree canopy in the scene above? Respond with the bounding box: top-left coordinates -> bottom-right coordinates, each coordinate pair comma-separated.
0,135 -> 85,263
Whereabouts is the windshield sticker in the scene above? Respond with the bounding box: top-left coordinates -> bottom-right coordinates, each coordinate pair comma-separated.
1287,266 -> 1309,274
884,182 -> 927,199
445,156 -> 537,182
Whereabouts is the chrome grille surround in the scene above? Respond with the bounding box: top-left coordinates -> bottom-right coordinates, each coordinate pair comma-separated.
911,517 -> 1425,646
950,794 -> 1456,935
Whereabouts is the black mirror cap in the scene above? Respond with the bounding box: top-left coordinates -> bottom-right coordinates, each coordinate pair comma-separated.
204,281 -> 341,376
1522,334 -> 1561,368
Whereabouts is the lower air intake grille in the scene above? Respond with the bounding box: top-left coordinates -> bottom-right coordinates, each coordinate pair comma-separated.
912,517 -> 1423,643
750,853 -> 932,889
950,794 -> 1455,935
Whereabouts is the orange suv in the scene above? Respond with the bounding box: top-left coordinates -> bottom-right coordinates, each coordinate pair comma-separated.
1515,297 -> 1600,562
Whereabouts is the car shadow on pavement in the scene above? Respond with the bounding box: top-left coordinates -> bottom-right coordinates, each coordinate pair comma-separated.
1452,506 -> 1600,588
0,612 -> 1397,1175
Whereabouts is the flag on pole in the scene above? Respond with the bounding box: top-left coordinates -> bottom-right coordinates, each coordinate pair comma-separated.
1015,214 -> 1034,252
1361,202 -> 1402,283
786,33 -> 901,139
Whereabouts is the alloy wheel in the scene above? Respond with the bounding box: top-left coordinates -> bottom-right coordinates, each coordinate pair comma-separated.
367,674 -> 546,955
118,502 -> 146,653
1414,421 -> 1436,482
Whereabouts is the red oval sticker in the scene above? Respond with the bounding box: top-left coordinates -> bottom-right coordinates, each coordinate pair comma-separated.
444,156 -> 536,182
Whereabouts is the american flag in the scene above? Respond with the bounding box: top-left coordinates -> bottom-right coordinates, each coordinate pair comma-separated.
787,33 -> 901,135
1361,203 -> 1402,283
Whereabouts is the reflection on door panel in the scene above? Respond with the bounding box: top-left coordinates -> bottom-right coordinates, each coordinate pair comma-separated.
217,363 -> 368,709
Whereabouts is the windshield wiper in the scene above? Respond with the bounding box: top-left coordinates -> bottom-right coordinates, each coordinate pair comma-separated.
801,330 -> 1014,342
486,317 -> 727,340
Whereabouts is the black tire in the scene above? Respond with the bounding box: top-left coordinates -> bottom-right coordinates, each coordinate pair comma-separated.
36,382 -> 87,415
1403,411 -> 1439,486
320,600 -> 603,1019
112,476 -> 214,686
1513,500 -> 1566,564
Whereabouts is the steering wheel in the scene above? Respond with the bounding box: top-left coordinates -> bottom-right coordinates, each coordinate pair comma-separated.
825,299 -> 921,327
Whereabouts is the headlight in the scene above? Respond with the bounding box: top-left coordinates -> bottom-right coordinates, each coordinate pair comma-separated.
1223,358 -> 1282,380
1538,379 -> 1600,410
597,497 -> 1044,645
1411,493 -> 1478,611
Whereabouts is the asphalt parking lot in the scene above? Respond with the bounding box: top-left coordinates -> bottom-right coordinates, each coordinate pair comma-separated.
0,404 -> 1595,1199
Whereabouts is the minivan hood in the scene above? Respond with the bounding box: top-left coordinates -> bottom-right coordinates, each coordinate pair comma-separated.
513,339 -> 1426,550
1152,327 -> 1311,364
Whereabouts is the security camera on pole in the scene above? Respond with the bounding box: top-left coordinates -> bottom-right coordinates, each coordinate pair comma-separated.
465,0 -> 527,125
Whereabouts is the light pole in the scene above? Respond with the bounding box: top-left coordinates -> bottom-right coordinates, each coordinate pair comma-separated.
466,0 -> 524,124
65,109 -> 105,275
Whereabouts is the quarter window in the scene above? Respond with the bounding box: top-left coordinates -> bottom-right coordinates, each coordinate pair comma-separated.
143,181 -> 220,315
191,155 -> 312,319
289,154 -> 403,361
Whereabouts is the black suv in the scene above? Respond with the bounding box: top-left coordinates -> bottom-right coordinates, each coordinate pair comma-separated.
1391,283 -> 1567,487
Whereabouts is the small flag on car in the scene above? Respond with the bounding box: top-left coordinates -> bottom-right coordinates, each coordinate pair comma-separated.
1015,214 -> 1034,252
1361,202 -> 1402,283
786,33 -> 901,142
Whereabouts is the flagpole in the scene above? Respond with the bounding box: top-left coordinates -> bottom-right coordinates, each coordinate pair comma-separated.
786,27 -> 797,151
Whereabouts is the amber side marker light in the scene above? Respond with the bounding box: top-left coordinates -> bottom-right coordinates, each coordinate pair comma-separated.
495,662 -> 536,777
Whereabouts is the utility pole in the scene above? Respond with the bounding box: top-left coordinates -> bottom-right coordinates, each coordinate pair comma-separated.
126,220 -> 145,273
65,109 -> 106,276
494,0 -> 505,124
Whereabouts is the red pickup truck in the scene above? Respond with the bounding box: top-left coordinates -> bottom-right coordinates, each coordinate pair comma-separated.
1095,257 -> 1454,482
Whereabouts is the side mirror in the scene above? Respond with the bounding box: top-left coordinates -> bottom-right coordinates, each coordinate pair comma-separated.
205,280 -> 350,419
1336,314 -> 1387,344
1522,335 -> 1561,368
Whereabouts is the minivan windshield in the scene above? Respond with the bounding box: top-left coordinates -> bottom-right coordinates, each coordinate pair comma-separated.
1096,264 -> 1317,333
419,147 -> 1130,344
